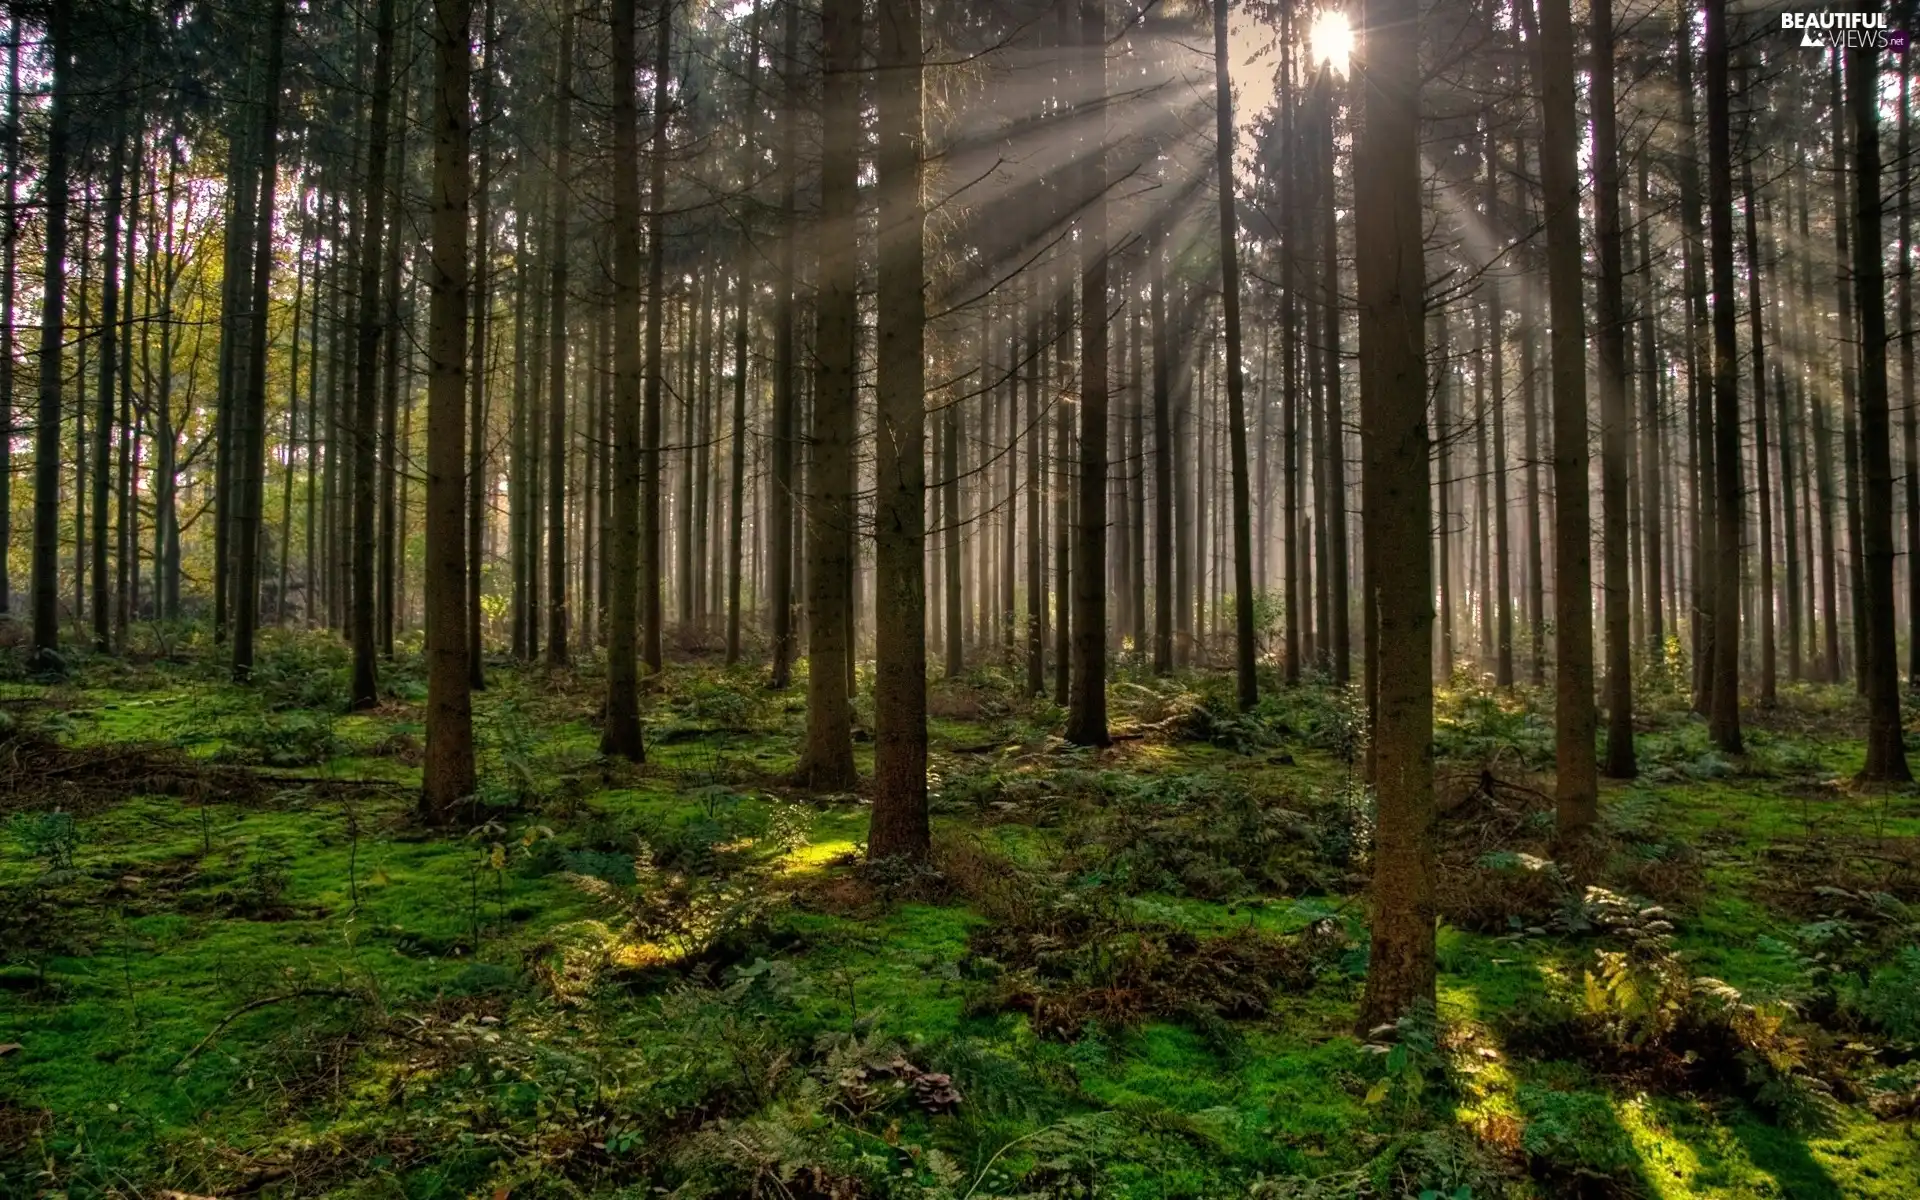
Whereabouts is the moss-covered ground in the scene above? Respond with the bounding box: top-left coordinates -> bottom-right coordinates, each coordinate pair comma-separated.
2,630 -> 1917,1198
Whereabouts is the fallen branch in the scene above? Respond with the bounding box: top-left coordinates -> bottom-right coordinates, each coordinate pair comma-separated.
173,987 -> 360,1073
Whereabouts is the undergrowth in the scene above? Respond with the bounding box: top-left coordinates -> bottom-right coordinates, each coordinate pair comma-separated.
0,634 -> 1915,1198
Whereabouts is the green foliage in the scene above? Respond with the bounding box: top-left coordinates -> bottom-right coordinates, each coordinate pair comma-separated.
7,649 -> 1917,1199
1432,681 -> 1554,769
1359,1002 -> 1451,1124
1065,771 -> 1348,898
10,810 -> 80,879
213,707 -> 338,766
1517,1086 -> 1638,1177
1862,947 -> 1920,1043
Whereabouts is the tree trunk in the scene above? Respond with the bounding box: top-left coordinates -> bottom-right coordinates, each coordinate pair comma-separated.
1704,0 -> 1742,751
92,127 -> 125,654
350,0 -> 399,709
1151,227 -> 1173,675
1848,41 -> 1911,781
467,0 -> 493,687
546,16 -> 574,668
1489,139 -> 1513,687
1831,54 -> 1867,695
640,1 -> 672,674
1215,0 -> 1258,710
1065,0 -> 1109,747
1636,156 -> 1665,655
0,22 -> 16,619
601,0 -> 647,761
1354,0 -> 1436,1031
1742,120 -> 1774,705
767,0 -> 799,688
869,0 -> 929,860
1591,0 -> 1633,777
231,0 -> 288,683
421,0 -> 477,821
1536,0 -> 1599,835
1901,49 -> 1917,690
1322,74 -> 1350,684
799,0 -> 860,789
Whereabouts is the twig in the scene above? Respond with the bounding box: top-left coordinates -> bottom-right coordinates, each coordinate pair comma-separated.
173,988 -> 359,1073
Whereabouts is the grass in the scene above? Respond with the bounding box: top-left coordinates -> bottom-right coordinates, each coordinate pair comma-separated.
0,632 -> 1916,1197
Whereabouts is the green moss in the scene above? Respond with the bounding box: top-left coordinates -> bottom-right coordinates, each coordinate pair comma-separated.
3,650 -> 1916,1198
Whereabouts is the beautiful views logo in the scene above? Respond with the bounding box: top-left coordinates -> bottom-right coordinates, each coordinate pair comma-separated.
1779,10 -> 1897,49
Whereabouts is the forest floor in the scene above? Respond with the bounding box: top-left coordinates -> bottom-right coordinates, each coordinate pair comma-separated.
1,630 -> 1918,1199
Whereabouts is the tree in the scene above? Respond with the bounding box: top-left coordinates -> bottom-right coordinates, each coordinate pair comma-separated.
30,0 -> 74,669
546,14 -> 574,669
1355,0 -> 1436,1030
768,0 -> 800,690
1848,40 -> 1911,782
1064,0 -> 1110,749
799,0 -> 860,789
641,0 -> 673,675
1591,0 -> 1633,778
726,3 -> 763,667
1535,0 -> 1598,837
869,0 -> 929,860
421,0 -> 477,821
601,0 -> 649,762
1214,0 -> 1258,712
230,0 -> 288,683
1704,0 -> 1741,752
351,0 -> 401,710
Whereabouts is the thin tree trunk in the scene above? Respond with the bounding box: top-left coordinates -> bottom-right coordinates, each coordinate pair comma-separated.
641,0 -> 672,674
467,0 -> 493,687
1215,0 -> 1258,710
231,0 -> 288,683
1742,124 -> 1774,705
92,127 -> 125,654
1592,0 -> 1634,777
350,0 -> 398,709
546,16 -> 574,668
1705,0 -> 1741,751
1151,227 -> 1173,675
0,21 -> 16,619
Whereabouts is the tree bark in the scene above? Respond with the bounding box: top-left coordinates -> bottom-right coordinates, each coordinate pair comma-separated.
350,0 -> 399,709
1704,0 -> 1742,751
467,0 -> 493,687
637,8 -> 672,675
1592,0 -> 1633,777
768,0 -> 800,688
1537,0 -> 1599,834
1355,0 -> 1436,1031
601,0 -> 648,761
231,0 -> 288,682
1215,0 -> 1258,710
421,0 -> 477,820
799,0 -> 860,788
1848,41 -> 1911,781
546,15 -> 574,668
869,0 -> 929,860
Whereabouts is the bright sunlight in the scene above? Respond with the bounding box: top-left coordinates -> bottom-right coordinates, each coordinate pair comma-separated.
1309,8 -> 1353,74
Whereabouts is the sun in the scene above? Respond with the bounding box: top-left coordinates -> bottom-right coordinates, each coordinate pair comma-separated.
1308,9 -> 1353,75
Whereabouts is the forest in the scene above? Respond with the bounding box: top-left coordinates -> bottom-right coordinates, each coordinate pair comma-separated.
0,0 -> 1917,1193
